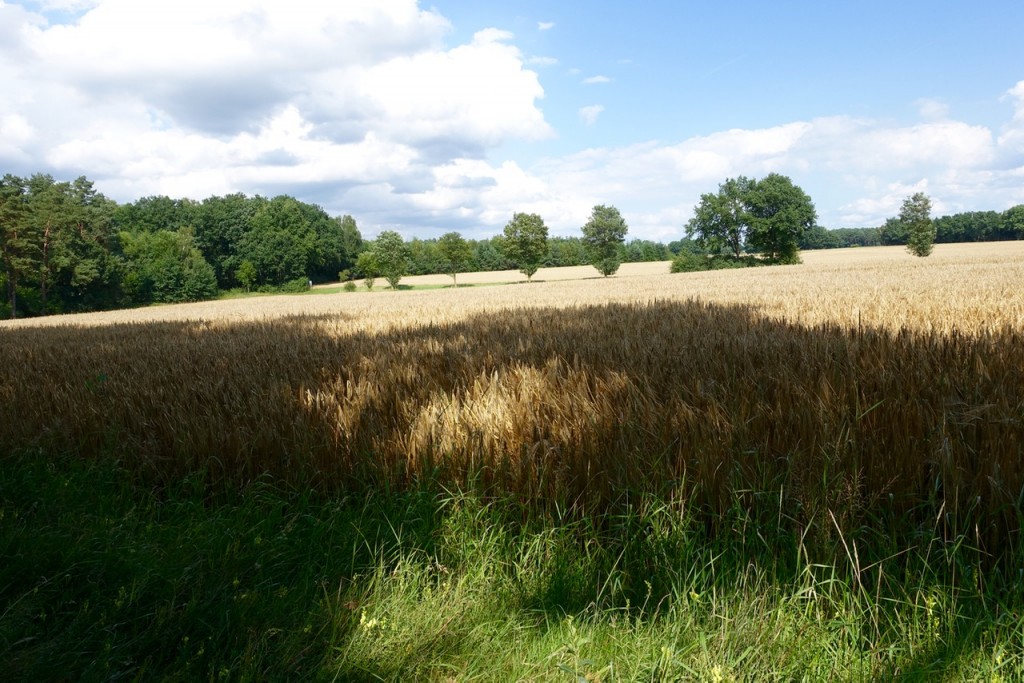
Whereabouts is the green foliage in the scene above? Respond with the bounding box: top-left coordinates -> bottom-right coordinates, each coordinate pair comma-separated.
474,236 -> 512,271
801,226 -> 881,249
120,228 -> 218,304
235,259 -> 257,292
745,173 -> 817,263
503,212 -> 549,281
373,230 -> 410,289
581,204 -> 629,276
670,251 -> 707,272
1005,204 -> 1024,239
5,455 -> 1022,681
621,238 -> 670,262
343,280 -> 357,292
667,237 -> 701,255
0,174 -> 35,319
879,216 -> 908,245
687,176 -> 752,258
687,174 -> 815,262
278,277 -> 312,293
671,252 -> 764,273
194,193 -> 255,288
544,236 -> 589,267
901,192 -> 936,257
435,231 -> 472,285
355,250 -> 379,290
336,214 -> 363,272
406,237 -> 441,275
799,225 -> 842,250
933,209 -> 1010,243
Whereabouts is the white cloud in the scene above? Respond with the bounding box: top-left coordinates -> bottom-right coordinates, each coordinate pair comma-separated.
579,105 -> 604,125
1,1 -> 1021,241
916,98 -> 950,121
537,21 -> 554,31
998,80 -> 1024,154
1004,80 -> 1024,123
0,0 -> 552,226
527,55 -> 558,67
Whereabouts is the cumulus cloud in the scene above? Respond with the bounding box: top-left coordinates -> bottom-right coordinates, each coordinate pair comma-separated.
579,105 -> 604,125
997,80 -> 1024,159
1,1 -> 1022,240
0,0 -> 553,228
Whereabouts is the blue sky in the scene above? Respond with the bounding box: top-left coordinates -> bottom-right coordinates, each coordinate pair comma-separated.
1,1 -> 1022,241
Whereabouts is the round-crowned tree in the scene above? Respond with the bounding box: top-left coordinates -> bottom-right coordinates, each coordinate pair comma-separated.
503,212 -> 548,281
581,204 -> 628,276
435,231 -> 473,286
373,230 -> 410,289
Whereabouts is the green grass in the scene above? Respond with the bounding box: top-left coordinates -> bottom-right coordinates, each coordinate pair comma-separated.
2,453 -> 1022,681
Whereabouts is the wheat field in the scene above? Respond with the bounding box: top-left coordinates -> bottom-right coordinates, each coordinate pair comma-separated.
3,242 -> 1023,548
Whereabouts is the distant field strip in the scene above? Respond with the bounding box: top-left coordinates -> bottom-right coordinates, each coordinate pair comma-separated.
3,242 -> 1023,333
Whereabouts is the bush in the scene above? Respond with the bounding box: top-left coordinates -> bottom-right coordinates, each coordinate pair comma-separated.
670,252 -> 711,273
343,281 -> 357,292
281,278 -> 311,293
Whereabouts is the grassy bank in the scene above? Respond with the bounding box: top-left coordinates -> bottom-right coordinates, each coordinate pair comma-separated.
3,453 -> 1022,681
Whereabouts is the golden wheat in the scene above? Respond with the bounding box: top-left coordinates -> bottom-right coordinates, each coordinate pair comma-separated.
2,242 -> 1022,546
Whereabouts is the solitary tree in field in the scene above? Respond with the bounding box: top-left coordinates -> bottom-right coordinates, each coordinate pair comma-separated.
901,192 -> 935,257
503,212 -> 548,281
435,231 -> 473,286
355,250 -> 379,290
686,173 -> 815,263
581,204 -> 628,276
373,230 -> 409,289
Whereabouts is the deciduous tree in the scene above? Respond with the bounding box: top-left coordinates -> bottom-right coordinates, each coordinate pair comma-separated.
686,176 -> 752,258
435,231 -> 472,286
745,173 -> 817,263
373,230 -> 409,289
581,204 -> 628,276
686,174 -> 815,263
503,212 -> 548,281
355,250 -> 379,290
900,192 -> 935,257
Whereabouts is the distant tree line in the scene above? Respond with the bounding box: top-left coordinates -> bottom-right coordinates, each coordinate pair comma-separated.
0,172 -> 672,319
799,205 -> 1024,250
0,173 -> 365,318
5,170 -> 1022,319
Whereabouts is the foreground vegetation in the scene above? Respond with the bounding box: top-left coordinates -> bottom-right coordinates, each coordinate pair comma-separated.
4,453 -> 1022,681
2,245 -> 1024,678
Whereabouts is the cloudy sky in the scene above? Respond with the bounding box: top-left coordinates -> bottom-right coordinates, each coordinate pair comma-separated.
2,0 -> 1023,240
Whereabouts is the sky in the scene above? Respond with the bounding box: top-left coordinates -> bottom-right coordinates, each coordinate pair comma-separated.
1,0 -> 1023,241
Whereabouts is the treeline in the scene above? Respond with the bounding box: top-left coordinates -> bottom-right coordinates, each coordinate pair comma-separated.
0,173 -> 673,319
0,174 -> 364,318
800,205 -> 1024,250
399,234 -> 671,276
